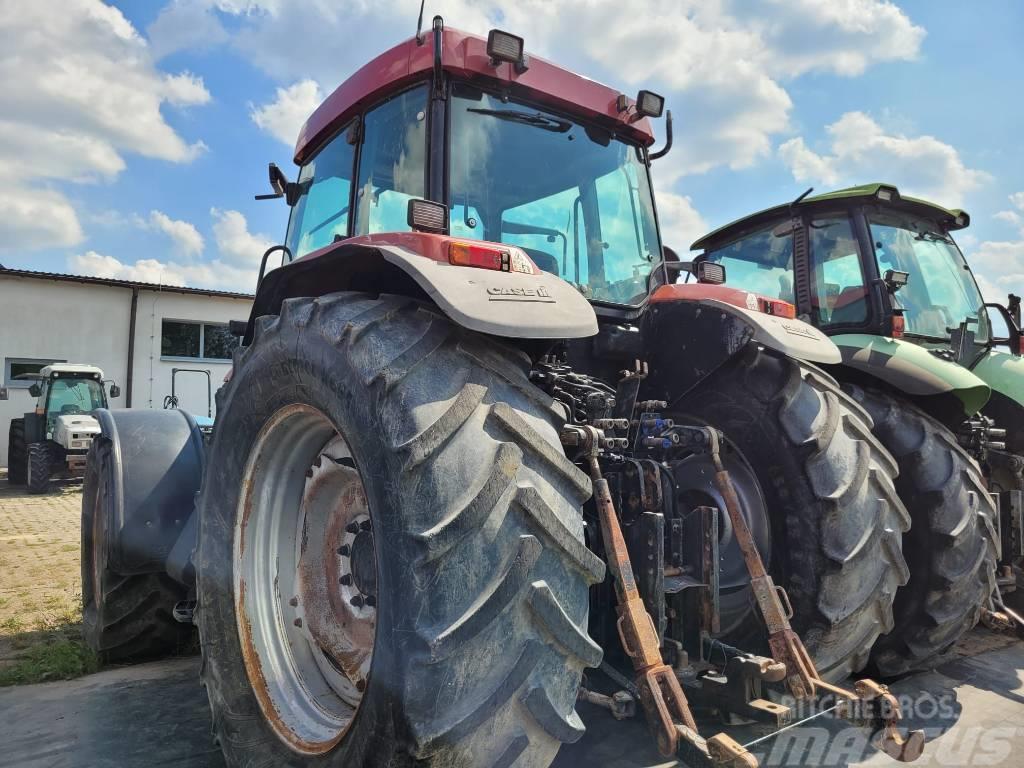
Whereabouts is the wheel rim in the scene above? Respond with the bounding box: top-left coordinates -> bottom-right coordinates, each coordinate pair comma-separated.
671,443 -> 771,636
235,404 -> 377,755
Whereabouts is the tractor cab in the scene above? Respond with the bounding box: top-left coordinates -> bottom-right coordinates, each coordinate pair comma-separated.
690,184 -> 1023,436
29,364 -> 110,439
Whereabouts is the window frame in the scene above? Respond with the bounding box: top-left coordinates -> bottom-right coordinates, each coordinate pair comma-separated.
806,210 -> 872,330
445,79 -> 663,311
160,320 -> 237,363
3,357 -> 66,389
284,81 -> 433,260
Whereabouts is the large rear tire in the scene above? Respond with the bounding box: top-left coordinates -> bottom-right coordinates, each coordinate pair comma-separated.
7,418 -> 26,485
686,346 -> 911,681
196,293 -> 603,768
844,385 -> 999,677
81,438 -> 194,662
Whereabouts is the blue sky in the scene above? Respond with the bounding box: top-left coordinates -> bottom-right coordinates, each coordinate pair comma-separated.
1,0 -> 1022,301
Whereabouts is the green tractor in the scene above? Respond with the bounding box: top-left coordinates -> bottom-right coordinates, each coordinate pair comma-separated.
689,183 -> 1024,675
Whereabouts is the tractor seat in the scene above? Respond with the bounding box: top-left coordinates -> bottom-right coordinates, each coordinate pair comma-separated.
830,285 -> 868,324
520,247 -> 559,276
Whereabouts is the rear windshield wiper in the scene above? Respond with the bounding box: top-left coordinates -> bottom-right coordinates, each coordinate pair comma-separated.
467,108 -> 572,133
915,231 -> 953,244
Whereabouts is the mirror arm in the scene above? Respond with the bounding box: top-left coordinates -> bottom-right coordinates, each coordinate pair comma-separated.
649,110 -> 673,161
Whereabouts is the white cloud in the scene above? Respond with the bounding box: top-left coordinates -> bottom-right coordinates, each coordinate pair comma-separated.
968,239 -> 1024,304
147,210 -> 205,258
68,250 -> 255,292
993,192 -> 1024,238
656,188 -> 709,251
148,0 -> 923,178
0,187 -> 85,251
0,0 -> 212,250
757,0 -> 926,78
251,80 -> 323,146
211,208 -> 273,266
778,111 -> 989,206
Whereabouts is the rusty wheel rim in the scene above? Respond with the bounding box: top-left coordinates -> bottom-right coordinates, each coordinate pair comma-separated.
235,404 -> 377,754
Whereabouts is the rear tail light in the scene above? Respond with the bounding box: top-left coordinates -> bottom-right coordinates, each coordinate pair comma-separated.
448,241 -> 536,274
891,314 -> 906,339
758,297 -> 796,319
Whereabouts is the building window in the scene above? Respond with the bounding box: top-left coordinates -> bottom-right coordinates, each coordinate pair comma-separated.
4,357 -> 66,388
161,321 -> 237,361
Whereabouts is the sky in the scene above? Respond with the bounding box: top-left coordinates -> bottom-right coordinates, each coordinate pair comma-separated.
1,0 -> 1022,303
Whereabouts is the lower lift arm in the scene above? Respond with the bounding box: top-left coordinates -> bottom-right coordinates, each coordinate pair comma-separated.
574,425 -> 756,768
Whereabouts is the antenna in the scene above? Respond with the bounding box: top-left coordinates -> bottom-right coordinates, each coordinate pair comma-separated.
415,0 -> 426,45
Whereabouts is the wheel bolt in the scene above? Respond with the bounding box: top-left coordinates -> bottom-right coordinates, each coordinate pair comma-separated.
345,521 -> 360,534
289,597 -> 299,607
350,595 -> 364,608
360,520 -> 372,531
338,544 -> 350,556
339,574 -> 352,586
293,618 -> 302,628
356,680 -> 366,692
365,595 -> 376,608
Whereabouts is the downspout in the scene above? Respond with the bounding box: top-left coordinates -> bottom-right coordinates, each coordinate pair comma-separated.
125,287 -> 138,407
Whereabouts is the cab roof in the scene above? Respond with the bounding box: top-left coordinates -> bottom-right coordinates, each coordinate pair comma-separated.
40,364 -> 103,378
294,26 -> 656,164
690,183 -> 971,252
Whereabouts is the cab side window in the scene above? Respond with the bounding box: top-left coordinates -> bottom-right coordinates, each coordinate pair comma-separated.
285,124 -> 357,259
809,215 -> 867,326
353,86 -> 428,236
704,224 -> 795,303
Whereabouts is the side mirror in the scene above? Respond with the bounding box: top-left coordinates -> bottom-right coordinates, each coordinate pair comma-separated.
28,383 -> 41,398
985,302 -> 1023,356
109,384 -> 121,399
0,387 -> 8,401
883,269 -> 910,293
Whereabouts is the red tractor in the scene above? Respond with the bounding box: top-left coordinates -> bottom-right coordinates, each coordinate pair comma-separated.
82,19 -> 933,767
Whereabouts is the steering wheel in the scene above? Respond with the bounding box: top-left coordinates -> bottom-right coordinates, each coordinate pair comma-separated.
60,404 -> 83,415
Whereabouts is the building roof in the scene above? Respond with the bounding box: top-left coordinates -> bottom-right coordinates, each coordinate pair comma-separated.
295,26 -> 656,163
0,266 -> 254,300
690,183 -> 971,252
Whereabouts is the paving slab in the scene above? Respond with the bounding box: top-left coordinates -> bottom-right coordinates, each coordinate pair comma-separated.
1,641 -> 1022,767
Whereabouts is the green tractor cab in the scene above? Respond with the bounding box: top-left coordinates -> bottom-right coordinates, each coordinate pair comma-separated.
692,183 -> 1024,670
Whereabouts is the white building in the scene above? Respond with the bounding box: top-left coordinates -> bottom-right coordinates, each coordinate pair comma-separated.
0,266 -> 253,466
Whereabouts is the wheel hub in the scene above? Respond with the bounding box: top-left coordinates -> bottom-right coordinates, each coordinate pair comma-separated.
235,405 -> 377,755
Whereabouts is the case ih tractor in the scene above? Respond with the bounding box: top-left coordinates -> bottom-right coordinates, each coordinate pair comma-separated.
82,21 -> 934,767
4,364 -> 119,494
690,184 -> 1024,673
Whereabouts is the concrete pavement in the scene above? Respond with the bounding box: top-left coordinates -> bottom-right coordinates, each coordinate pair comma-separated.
1,636 -> 1022,767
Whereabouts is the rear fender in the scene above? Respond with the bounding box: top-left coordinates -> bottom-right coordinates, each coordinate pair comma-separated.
248,234 -> 598,342
648,284 -> 841,365
94,408 -> 204,579
972,349 -> 1024,452
832,334 -> 991,417
642,297 -> 837,402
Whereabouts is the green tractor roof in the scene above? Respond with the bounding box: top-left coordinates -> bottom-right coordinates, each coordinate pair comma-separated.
690,183 -> 970,252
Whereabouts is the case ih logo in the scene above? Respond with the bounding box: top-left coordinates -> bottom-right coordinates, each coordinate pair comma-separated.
486,285 -> 555,302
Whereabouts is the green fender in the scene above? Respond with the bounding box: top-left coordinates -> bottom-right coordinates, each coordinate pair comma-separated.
971,349 -> 1024,409
832,334 -> 991,417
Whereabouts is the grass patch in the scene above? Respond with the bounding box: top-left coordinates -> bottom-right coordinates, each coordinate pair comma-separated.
0,639 -> 98,686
